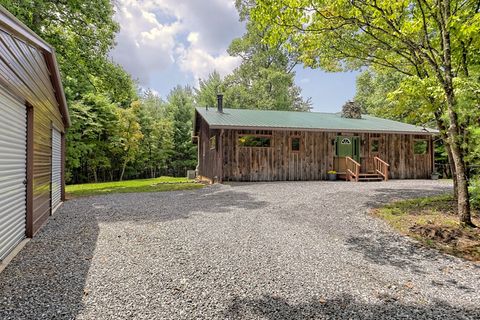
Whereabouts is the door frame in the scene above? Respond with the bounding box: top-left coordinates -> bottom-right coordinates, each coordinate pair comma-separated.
335,135 -> 360,161
334,135 -> 361,174
50,125 -> 62,213
26,104 -> 34,238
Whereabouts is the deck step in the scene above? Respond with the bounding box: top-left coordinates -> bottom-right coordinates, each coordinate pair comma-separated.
358,177 -> 383,182
358,173 -> 381,177
356,173 -> 384,182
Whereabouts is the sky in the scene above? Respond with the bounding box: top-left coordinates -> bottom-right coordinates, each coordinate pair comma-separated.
110,0 -> 358,113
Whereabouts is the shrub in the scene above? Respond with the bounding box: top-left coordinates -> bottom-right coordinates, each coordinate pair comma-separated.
470,178 -> 480,210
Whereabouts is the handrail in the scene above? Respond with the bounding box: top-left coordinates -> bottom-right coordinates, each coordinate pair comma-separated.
374,156 -> 390,181
374,156 -> 389,167
346,156 -> 361,182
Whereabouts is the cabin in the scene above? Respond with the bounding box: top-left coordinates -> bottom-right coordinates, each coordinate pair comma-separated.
193,96 -> 437,183
0,6 -> 70,262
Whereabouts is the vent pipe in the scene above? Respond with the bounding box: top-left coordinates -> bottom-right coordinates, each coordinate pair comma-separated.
217,94 -> 223,113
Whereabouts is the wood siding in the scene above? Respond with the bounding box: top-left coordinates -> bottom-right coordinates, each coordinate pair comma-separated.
197,116 -> 222,182
0,27 -> 65,235
196,121 -> 433,181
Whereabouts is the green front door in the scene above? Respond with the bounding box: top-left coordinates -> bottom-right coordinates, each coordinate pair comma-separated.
335,136 -> 360,162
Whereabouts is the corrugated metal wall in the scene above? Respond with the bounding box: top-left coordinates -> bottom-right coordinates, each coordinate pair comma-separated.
51,128 -> 61,209
0,27 -> 64,235
0,85 -> 27,260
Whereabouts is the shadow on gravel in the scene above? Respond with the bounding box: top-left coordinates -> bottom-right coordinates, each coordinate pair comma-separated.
344,231 -> 454,274
0,187 -> 268,318
224,294 -> 480,319
0,202 -> 98,319
90,187 -> 270,223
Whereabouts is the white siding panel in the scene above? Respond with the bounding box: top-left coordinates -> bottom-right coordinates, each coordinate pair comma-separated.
51,128 -> 61,209
0,85 -> 27,261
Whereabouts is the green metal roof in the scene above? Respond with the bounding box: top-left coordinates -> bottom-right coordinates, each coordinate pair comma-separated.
196,107 -> 438,134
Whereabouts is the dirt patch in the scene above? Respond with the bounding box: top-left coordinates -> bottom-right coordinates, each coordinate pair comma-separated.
410,224 -> 463,243
408,224 -> 480,261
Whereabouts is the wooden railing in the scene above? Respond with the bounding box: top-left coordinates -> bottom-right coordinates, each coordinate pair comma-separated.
374,156 -> 390,181
346,157 -> 361,182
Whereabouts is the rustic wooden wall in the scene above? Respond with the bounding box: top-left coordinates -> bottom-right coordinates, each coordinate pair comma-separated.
219,129 -> 433,181
0,28 -> 65,235
197,116 -> 222,182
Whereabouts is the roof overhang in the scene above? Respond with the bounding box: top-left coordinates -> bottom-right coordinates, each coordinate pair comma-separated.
0,5 -> 70,128
206,124 -> 438,136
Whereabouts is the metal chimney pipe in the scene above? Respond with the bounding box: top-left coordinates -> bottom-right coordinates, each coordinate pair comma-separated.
217,94 -> 223,113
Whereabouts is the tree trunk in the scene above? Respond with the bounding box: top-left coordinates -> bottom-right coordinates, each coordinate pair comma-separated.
119,160 -> 128,181
443,64 -> 472,226
445,144 -> 457,197
439,0 -> 474,227
92,168 -> 98,183
447,131 -> 473,227
444,87 -> 473,226
434,111 -> 457,197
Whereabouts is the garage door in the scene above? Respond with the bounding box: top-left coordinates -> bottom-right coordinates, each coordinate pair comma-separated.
51,128 -> 61,209
0,85 -> 27,261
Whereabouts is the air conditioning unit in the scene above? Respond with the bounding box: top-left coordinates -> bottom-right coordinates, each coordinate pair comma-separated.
187,170 -> 197,180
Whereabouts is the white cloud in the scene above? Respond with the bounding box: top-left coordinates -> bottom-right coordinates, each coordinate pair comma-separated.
110,0 -> 244,89
178,46 -> 241,81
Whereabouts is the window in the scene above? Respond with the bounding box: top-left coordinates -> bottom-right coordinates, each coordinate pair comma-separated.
238,135 -> 271,147
371,139 -> 379,153
414,140 -> 428,155
209,136 -> 216,150
291,137 -> 300,152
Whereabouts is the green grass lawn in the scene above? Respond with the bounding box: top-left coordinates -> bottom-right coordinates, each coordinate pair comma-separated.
66,176 -> 203,198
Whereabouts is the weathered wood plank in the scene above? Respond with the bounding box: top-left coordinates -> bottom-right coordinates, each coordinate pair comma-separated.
197,125 -> 433,181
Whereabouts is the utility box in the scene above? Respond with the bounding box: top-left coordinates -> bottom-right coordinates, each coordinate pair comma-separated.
187,170 -> 196,180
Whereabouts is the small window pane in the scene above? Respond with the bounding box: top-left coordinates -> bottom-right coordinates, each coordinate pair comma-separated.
371,139 -> 379,153
414,140 -> 428,154
291,137 -> 300,151
238,135 -> 271,147
209,136 -> 216,150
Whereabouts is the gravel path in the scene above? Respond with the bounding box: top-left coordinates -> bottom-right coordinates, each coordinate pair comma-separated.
1,180 -> 479,319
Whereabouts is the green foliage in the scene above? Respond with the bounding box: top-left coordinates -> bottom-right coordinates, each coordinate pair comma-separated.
470,178 -> 480,210
166,86 -> 197,176
195,2 -> 311,112
114,101 -> 144,181
196,72 -> 224,108
133,91 -> 174,179
66,93 -> 118,183
2,0 -> 121,101
238,135 -> 271,147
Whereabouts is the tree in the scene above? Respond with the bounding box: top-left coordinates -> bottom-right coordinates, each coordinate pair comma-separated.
136,91 -> 174,178
194,2 -> 311,112
66,93 -> 118,183
195,72 -> 225,108
114,101 -> 143,181
224,1 -> 311,111
251,0 -> 480,227
355,68 -> 461,193
2,0 -> 120,100
166,87 -> 197,176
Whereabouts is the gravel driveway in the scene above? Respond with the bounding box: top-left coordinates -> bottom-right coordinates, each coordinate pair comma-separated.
1,180 -> 479,319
